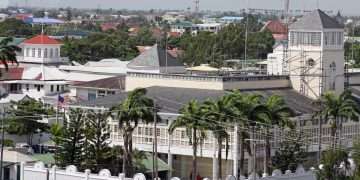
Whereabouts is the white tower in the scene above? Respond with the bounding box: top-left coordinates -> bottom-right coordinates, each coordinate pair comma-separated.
287,9 -> 345,99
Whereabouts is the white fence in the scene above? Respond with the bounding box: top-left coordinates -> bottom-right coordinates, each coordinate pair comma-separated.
22,162 -> 316,180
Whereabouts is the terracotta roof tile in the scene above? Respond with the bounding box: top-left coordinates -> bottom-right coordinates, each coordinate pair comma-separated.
23,35 -> 61,45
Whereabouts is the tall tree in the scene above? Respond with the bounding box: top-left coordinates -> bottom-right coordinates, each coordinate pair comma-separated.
111,88 -> 154,177
229,91 -> 261,176
0,37 -> 21,74
169,100 -> 208,180
54,109 -> 86,168
202,97 -> 233,180
84,110 -> 112,172
255,95 -> 294,174
317,90 -> 360,148
6,99 -> 53,145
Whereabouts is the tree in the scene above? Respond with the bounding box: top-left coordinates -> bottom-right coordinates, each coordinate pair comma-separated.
0,19 -> 36,37
111,88 -> 155,177
272,133 -> 306,173
6,99 -> 53,145
317,150 -> 352,180
229,91 -> 261,176
169,100 -> 208,180
255,95 -> 294,174
54,109 -> 86,168
83,110 -> 112,172
202,96 -> 233,180
0,37 -> 21,74
317,90 -> 360,148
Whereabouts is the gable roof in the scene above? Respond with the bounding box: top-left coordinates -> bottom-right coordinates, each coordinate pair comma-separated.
127,44 -> 184,70
290,9 -> 344,31
262,20 -> 287,34
23,35 -> 62,45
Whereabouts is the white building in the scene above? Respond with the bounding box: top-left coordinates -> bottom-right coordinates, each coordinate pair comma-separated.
194,23 -> 224,33
0,34 -> 69,105
266,42 -> 287,75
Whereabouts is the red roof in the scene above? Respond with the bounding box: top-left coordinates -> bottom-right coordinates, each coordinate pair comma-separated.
23,35 -> 62,45
0,67 -> 24,80
262,20 -> 288,34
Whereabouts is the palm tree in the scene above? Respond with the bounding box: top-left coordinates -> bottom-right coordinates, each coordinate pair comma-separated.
318,149 -> 352,180
202,96 -> 234,180
0,37 -> 21,73
254,95 -> 294,175
168,100 -> 208,180
317,90 -> 360,149
112,88 -> 155,177
229,91 -> 261,177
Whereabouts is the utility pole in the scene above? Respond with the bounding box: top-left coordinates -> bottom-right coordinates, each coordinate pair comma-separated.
0,108 -> 6,180
152,101 -> 158,180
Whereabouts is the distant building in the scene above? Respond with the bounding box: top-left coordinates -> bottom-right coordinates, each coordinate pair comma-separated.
219,16 -> 243,24
261,20 -> 288,41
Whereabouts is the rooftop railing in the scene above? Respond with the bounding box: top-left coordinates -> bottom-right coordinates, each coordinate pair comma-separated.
127,72 -> 290,82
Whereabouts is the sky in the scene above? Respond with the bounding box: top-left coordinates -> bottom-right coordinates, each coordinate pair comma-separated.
7,0 -> 360,15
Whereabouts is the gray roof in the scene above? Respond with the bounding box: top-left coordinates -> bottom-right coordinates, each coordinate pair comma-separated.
71,76 -> 125,90
127,44 -> 184,70
290,9 -> 344,31
74,86 -> 314,114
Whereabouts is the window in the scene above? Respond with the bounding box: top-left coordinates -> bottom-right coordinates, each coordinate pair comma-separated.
37,48 -> 42,58
32,48 -> 35,57
61,85 -> 64,91
307,58 -> 315,67
156,128 -> 160,136
107,91 -> 115,95
35,85 -> 41,92
56,85 -> 60,92
98,90 -> 106,97
44,48 -> 48,58
26,48 -> 30,56
26,84 -> 29,91
88,92 -> 96,101
55,48 -> 59,57
138,127 -> 142,135
50,85 -> 54,92
330,62 -> 336,72
50,48 -> 53,58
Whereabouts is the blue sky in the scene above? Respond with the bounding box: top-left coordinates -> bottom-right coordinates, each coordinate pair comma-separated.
9,0 -> 360,15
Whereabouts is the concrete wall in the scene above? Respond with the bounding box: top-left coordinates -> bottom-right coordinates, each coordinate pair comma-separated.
126,75 -> 223,91
223,79 -> 290,90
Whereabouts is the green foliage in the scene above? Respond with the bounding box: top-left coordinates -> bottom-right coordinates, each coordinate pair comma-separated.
0,37 -> 21,72
272,134 -> 306,173
83,110 -> 112,172
6,99 -> 53,145
317,150 -> 352,180
54,109 -> 86,168
111,88 -> 155,177
61,26 -> 156,64
178,24 -> 274,67
1,139 -> 15,147
0,19 -> 38,37
316,90 -> 360,147
61,31 -> 138,64
345,42 -> 360,67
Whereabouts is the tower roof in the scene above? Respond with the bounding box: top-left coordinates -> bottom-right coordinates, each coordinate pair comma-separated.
290,9 -> 344,31
23,35 -> 62,45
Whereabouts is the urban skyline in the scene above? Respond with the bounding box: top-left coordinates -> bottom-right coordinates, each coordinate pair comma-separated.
5,0 -> 360,15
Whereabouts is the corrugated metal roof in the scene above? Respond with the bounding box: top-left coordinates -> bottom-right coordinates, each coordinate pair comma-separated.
23,35 -> 62,45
